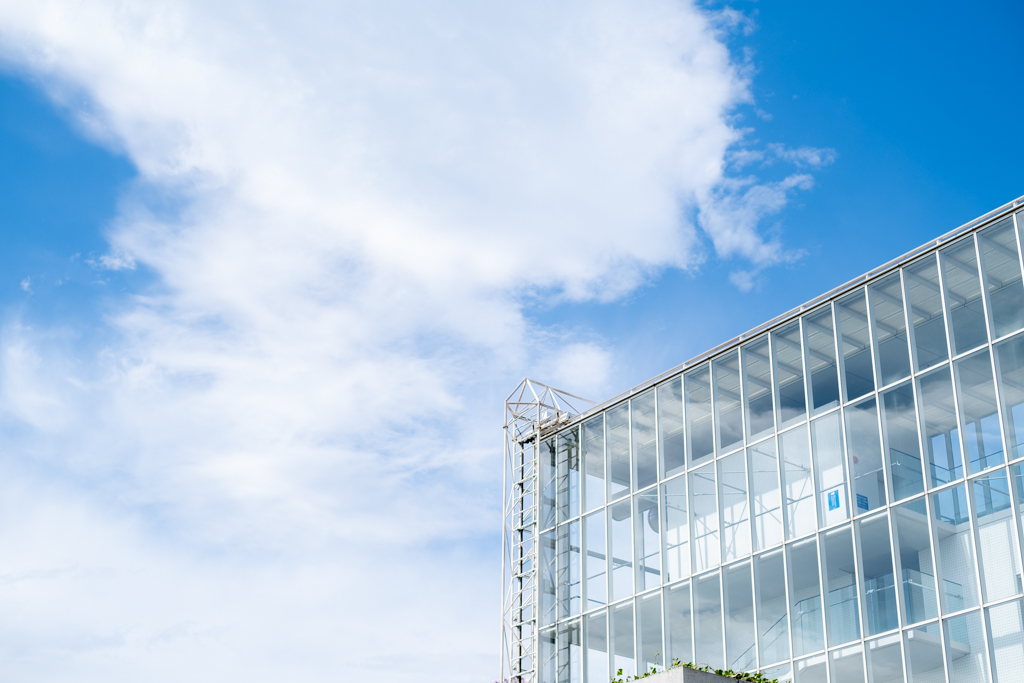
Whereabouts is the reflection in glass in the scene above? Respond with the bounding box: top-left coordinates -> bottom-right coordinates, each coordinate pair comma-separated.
892,498 -> 937,625
829,643 -> 866,683
607,403 -> 631,500
845,398 -> 886,514
691,463 -> 720,572
866,633 -> 905,683
882,382 -> 925,500
558,520 -> 582,618
763,663 -> 793,683
609,500 -> 633,602
942,236 -> 989,354
812,413 -> 849,527
781,425 -> 816,539
557,620 -> 582,683
944,610 -> 990,682
658,377 -> 686,479
917,367 -> 963,486
905,254 -> 949,371
995,333 -> 1024,462
695,572 -> 725,669
665,581 -> 693,665
582,415 -> 606,512
585,611 -> 609,683
557,427 -> 580,523
1016,464 -> 1024,573
750,439 -> 784,550
794,654 -> 828,683
971,470 -> 1023,602
715,351 -> 744,454
837,289 -> 875,401
822,526 -> 860,646
611,601 -> 635,679
805,307 -> 840,414
542,437 -> 557,529
744,336 -> 775,440
541,529 -> 557,626
719,451 -> 751,562
632,390 -> 658,491
979,216 -> 1024,338
930,484 -> 979,612
634,489 -> 661,592
662,476 -> 690,583
725,562 -> 756,672
755,550 -> 790,666
637,592 -> 663,675
788,538 -> 825,656
986,598 -> 1024,683
904,622 -> 945,683
584,511 -> 607,609
540,627 -> 556,683
774,321 -> 807,428
871,271 -> 912,386
956,350 -> 1004,472
858,515 -> 898,636
686,365 -> 714,465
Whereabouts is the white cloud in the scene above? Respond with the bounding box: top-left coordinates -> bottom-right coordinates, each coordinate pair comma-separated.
0,1 -> 831,680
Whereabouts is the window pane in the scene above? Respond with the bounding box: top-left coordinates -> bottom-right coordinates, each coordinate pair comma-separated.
559,520 -> 582,618
893,498 -> 937,625
838,289 -> 875,401
1015,464 -> 1024,574
846,398 -> 886,514
540,627 -> 557,683
956,350 -> 1004,472
632,390 -> 658,491
871,272 -> 912,386
542,437 -> 557,529
607,404 -> 631,500
866,633 -> 905,683
665,581 -> 692,665
979,216 -> 1024,338
859,515 -> 898,636
695,572 -> 724,669
582,415 -> 606,512
781,424 -> 816,539
634,490 -> 661,592
755,550 -> 790,666
764,663 -> 793,683
585,611 -> 609,683
942,236 -> 989,355
944,610 -> 990,682
686,365 -> 714,466
905,254 -> 949,371
584,511 -> 607,610
691,463 -> 720,572
822,526 -> 860,646
715,350 -> 744,454
805,307 -> 840,414
750,439 -> 784,550
611,601 -> 635,679
557,620 -> 582,683
904,622 -> 945,683
609,500 -> 633,602
995,333 -> 1024,462
725,562 -> 756,672
987,598 -> 1024,683
971,470 -> 1023,602
829,642 -> 866,683
657,377 -> 686,480
917,366 -> 963,486
794,654 -> 828,683
719,451 -> 751,562
541,529 -> 557,626
812,412 -> 849,527
930,483 -> 979,612
788,538 -> 825,656
774,321 -> 807,428
558,427 -> 580,523
882,382 -> 925,500
662,475 -> 690,583
744,336 -> 775,440
637,592 -> 663,675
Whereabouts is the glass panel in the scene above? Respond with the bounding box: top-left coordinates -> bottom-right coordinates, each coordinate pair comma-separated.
607,404 -> 631,501
582,415 -> 606,512
686,365 -> 714,466
972,470 -> 1023,602
715,350 -> 744,454
829,643 -> 866,683
996,333 -> 1024,462
774,320 -> 807,428
904,622 -> 945,683
694,572 -> 724,669
893,498 -> 937,626
1016,464 -> 1024,573
944,610 -> 990,682
956,350 -> 1004,472
719,451 -> 751,562
866,633 -> 905,683
611,601 -> 635,679
541,529 -> 557,626
755,550 -> 790,666
724,562 -> 756,672
930,483 -> 979,612
859,515 -> 898,636
559,520 -> 583,618
979,216 -> 1024,338
744,336 -> 776,440
557,620 -> 582,683
794,654 -> 828,683
805,306 -> 841,413
558,427 -> 580,523
750,439 -> 784,550
905,254 -> 949,371
846,398 -> 886,514
632,390 -> 658,491
658,377 -> 686,480
540,627 -> 557,683
871,272 -> 912,386
987,598 -> 1024,683
764,663 -> 794,683
822,525 -> 860,646
882,382 -> 925,501
781,424 -> 816,539
788,538 -> 825,656
812,412 -> 849,527
584,511 -> 607,610
942,236 -> 988,355
542,437 -> 557,529
609,500 -> 633,603
662,476 -> 690,583
917,366 -> 963,486
585,611 -> 609,683
691,463 -> 720,572
634,489 -> 661,592
665,581 -> 693,666
837,289 -> 875,401
637,592 -> 663,675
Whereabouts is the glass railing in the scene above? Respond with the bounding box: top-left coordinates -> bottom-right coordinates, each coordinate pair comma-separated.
827,584 -> 860,644
890,450 -> 924,499
901,568 -> 938,623
792,596 -> 825,654
943,577 -> 965,613
864,573 -> 899,634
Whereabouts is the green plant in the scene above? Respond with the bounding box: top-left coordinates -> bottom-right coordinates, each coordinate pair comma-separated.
610,659 -> 779,683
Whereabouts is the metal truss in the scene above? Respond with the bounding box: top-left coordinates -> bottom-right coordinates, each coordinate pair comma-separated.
501,379 -> 593,683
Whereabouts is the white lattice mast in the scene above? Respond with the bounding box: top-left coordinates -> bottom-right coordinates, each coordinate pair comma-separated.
501,379 -> 593,683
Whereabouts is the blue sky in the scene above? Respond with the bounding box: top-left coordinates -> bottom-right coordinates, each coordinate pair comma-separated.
0,2 -> 1021,682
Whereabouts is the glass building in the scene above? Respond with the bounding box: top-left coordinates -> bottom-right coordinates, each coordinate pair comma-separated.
501,196 -> 1024,683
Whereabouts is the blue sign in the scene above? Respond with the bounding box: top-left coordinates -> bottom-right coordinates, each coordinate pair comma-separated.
857,494 -> 869,510
828,490 -> 840,511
